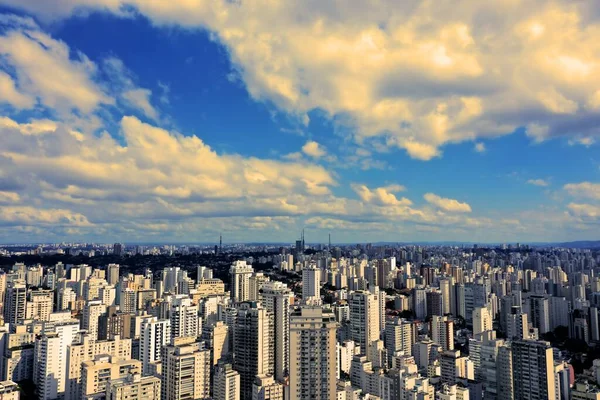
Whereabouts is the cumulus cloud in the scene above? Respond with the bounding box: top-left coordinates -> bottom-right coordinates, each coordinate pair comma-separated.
564,182 -> 600,200
0,71 -> 35,109
0,17 -> 112,114
301,140 -> 326,158
474,142 -> 486,153
424,193 -> 472,213
527,179 -> 549,187
6,0 -> 599,159
122,88 -> 159,121
351,183 -> 410,207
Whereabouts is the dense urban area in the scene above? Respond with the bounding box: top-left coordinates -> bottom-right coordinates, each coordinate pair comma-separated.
0,240 -> 599,400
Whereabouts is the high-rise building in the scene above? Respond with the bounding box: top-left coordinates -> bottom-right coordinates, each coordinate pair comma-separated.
261,281 -> 293,381
65,334 -> 132,400
213,363 -> 240,400
161,337 -> 211,400
230,261 -> 254,302
83,300 -> 106,341
430,315 -> 454,351
81,355 -> 140,398
34,321 -> 80,400
302,265 -> 321,304
472,306 -> 492,335
107,264 -> 120,285
252,374 -> 285,400
385,318 -> 416,363
169,295 -> 199,343
248,272 -> 269,302
113,243 -> 124,256
289,306 -> 337,400
25,289 -> 53,322
528,295 -> 551,335
349,290 -> 380,362
201,321 -> 230,366
139,317 -> 170,376
107,372 -> 161,400
507,306 -> 528,340
511,340 -> 556,400
497,344 -> 514,400
232,302 -> 274,399
3,282 -> 26,325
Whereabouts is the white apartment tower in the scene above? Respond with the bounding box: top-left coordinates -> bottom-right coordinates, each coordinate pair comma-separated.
3,282 -> 26,325
302,265 -> 321,304
261,281 -> 293,381
232,302 -> 274,400
289,306 -> 337,400
349,290 -> 380,362
161,337 -> 211,400
139,317 -> 171,376
213,363 -> 240,400
430,315 -> 455,351
511,340 -> 556,400
230,261 -> 254,302
82,300 -> 106,341
169,295 -> 199,343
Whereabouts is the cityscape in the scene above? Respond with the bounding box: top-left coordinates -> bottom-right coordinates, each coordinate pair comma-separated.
1,0 -> 600,400
0,240 -> 600,399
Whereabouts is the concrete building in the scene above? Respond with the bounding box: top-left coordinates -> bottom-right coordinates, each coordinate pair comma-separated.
289,306 -> 337,400
139,317 -> 170,376
213,363 -> 240,400
252,374 -> 284,400
511,340 -> 555,400
169,295 -> 199,343
302,265 -> 321,304
430,315 -> 454,351
349,290 -> 380,362
233,302 -> 274,399
261,281 -> 293,381
81,355 -> 140,399
161,337 -> 211,400
230,261 -> 254,302
106,372 -> 161,400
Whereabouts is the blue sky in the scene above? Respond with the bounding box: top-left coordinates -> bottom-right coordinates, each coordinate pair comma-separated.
0,1 -> 599,244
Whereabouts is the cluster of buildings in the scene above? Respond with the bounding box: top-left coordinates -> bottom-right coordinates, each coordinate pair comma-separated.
0,243 -> 599,400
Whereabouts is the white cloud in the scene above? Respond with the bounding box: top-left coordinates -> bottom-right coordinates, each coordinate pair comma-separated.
564,182 -> 600,200
351,183 -> 410,207
474,142 -> 486,153
0,19 -> 112,114
527,179 -> 549,187
0,71 -> 35,108
122,88 -> 159,121
5,1 -> 600,159
301,140 -> 326,158
424,193 -> 472,213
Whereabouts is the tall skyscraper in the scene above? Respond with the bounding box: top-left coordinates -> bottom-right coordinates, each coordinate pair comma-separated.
528,296 -> 551,335
229,261 -> 254,302
213,363 -> 240,400
169,295 -> 199,343
82,300 -> 106,341
3,281 -> 26,325
289,306 -> 337,400
262,281 -> 293,381
113,243 -> 124,256
161,337 -> 211,400
430,315 -> 454,351
232,302 -> 274,399
302,264 -> 321,304
139,317 -> 171,376
472,306 -> 492,335
349,290 -> 380,362
385,318 -> 416,361
107,264 -> 120,285
511,340 -> 556,400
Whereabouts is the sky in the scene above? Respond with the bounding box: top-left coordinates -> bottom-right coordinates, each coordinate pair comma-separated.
0,0 -> 599,244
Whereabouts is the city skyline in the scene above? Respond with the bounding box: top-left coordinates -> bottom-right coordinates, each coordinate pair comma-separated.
1,1 -> 599,243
